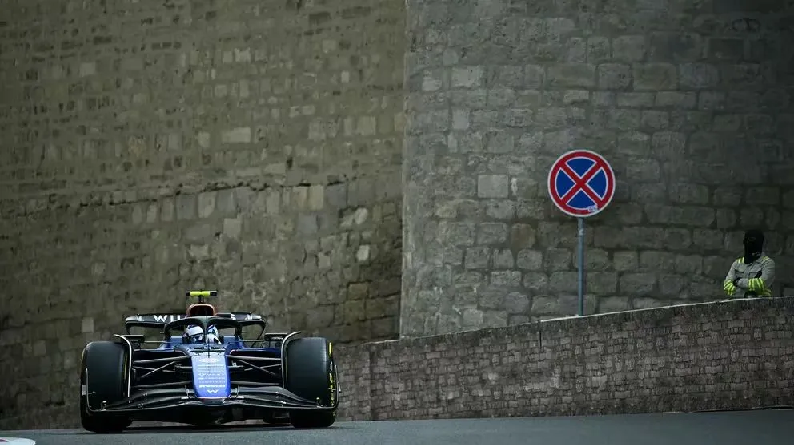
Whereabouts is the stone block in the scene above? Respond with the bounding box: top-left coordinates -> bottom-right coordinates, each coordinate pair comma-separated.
493,249 -> 515,268
221,127 -> 252,144
161,198 -> 175,222
698,91 -> 725,110
549,272 -> 579,292
477,175 -> 509,198
524,65 -> 545,87
461,307 -> 484,328
617,92 -> 654,108
598,296 -> 630,313
486,200 -> 515,220
739,207 -> 765,227
451,66 -> 484,88
465,247 -> 491,269
656,92 -> 697,109
504,292 -> 529,314
545,248 -> 571,271
619,273 -> 657,295
501,109 -> 533,128
198,191 -> 216,218
589,272 -> 618,294
648,32 -> 703,62
343,300 -> 366,323
745,187 -> 780,205
587,37 -> 611,63
531,294 -> 597,315
679,63 -> 719,89
307,305 -> 335,328
347,283 -> 368,300
693,229 -> 723,250
534,108 -> 568,129
633,63 -> 677,90
612,35 -> 646,62
297,214 -> 318,235
617,131 -> 650,156
522,272 -> 548,290
356,245 -> 371,262
490,270 -> 522,286
598,64 -> 632,90
422,69 -> 446,92
651,131 -> 686,158
439,222 -> 477,246
223,218 -> 242,238
517,250 -> 543,270
625,159 -> 661,182
452,109 -> 470,130
308,185 -> 325,210
546,64 -> 595,88
81,317 -> 94,333
477,223 -> 508,245
176,194 -> 197,220
607,109 -> 641,129
641,111 -> 669,129
668,183 -> 709,204
708,38 -> 745,60
613,251 -> 638,271
79,61 -> 96,77
216,189 -> 236,214
185,223 -> 216,241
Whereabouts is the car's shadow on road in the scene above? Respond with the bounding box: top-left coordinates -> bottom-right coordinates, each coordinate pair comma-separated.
89,423 -> 353,434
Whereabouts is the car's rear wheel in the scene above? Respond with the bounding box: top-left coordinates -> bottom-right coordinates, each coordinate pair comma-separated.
80,340 -> 131,433
283,337 -> 337,429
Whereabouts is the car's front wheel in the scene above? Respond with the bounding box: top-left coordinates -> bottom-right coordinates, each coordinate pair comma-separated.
283,337 -> 338,429
79,341 -> 131,433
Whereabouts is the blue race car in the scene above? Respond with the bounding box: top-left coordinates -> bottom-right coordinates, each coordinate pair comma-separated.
78,291 -> 339,433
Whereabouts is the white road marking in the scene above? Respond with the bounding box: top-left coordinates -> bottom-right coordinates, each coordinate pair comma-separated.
0,438 -> 36,445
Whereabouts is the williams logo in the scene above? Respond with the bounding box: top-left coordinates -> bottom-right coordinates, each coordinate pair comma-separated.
152,314 -> 184,322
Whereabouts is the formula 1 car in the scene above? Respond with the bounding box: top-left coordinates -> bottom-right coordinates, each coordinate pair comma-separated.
78,291 -> 339,433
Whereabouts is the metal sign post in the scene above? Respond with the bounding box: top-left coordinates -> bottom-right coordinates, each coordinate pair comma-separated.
577,217 -> 585,316
547,150 -> 616,316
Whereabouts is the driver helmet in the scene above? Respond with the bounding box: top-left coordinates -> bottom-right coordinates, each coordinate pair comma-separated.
183,324 -> 221,344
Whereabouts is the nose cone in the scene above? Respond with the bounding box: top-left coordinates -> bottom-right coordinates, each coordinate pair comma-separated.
191,353 -> 231,399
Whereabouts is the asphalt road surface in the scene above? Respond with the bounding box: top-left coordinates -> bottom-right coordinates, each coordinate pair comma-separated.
2,409 -> 791,445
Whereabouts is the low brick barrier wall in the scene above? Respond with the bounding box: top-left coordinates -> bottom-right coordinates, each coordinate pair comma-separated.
335,297 -> 794,420
0,298 -> 789,430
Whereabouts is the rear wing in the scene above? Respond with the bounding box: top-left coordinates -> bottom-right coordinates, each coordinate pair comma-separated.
124,311 -> 267,334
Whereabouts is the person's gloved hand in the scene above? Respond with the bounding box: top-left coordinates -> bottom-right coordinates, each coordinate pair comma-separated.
748,278 -> 765,292
723,279 -> 736,296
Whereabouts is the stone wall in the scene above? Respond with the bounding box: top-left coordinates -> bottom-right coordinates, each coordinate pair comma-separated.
337,297 -> 794,420
400,0 -> 794,336
1,0 -> 792,430
0,0 -> 405,425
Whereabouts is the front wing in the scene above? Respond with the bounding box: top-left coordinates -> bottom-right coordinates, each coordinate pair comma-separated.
87,385 -> 338,413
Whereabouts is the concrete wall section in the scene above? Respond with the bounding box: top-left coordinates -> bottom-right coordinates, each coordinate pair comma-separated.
338,297 -> 793,420
400,0 -> 794,337
0,0 -> 405,427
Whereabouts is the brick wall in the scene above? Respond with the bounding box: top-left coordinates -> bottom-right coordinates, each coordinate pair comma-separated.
337,297 -> 794,420
0,0 -> 405,426
400,0 -> 794,336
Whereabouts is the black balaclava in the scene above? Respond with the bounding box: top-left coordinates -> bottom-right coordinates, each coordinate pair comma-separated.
743,229 -> 764,264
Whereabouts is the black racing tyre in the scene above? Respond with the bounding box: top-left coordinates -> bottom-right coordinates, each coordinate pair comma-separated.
283,337 -> 337,429
79,341 -> 130,433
